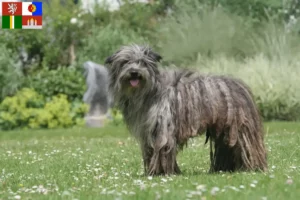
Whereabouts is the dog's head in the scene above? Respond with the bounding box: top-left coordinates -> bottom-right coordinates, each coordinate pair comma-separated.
105,44 -> 162,96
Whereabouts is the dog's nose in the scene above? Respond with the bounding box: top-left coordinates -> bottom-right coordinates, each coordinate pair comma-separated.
130,71 -> 139,77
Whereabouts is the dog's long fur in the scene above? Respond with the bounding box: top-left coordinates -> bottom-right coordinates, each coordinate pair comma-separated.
105,44 -> 268,176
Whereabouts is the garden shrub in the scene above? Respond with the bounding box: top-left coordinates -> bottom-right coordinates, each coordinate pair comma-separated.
0,88 -> 88,130
23,66 -> 86,102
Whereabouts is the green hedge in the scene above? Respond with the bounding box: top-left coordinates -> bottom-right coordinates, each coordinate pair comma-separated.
0,88 -> 88,130
0,88 -> 125,131
22,66 -> 86,102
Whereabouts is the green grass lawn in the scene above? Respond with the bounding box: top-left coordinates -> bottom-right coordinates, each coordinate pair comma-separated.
0,122 -> 300,200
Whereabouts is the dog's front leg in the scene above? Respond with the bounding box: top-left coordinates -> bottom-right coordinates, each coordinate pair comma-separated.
160,146 -> 181,175
141,143 -> 153,175
148,142 -> 181,176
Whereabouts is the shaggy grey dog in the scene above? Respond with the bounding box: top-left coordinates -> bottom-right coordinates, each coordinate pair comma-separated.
105,44 -> 268,176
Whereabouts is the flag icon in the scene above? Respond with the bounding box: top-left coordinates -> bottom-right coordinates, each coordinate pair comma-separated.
2,2 -> 22,16
2,15 -> 22,29
22,16 -> 42,29
22,2 -> 42,16
1,1 -> 43,29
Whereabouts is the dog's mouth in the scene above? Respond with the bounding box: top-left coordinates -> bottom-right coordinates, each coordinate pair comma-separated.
128,72 -> 142,88
130,79 -> 140,87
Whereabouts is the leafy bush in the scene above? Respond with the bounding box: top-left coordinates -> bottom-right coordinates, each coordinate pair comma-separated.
0,88 -> 88,130
23,66 -> 86,101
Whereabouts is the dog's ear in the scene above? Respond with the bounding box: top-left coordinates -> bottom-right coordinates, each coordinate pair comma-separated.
105,50 -> 120,65
148,49 -> 162,63
105,55 -> 113,65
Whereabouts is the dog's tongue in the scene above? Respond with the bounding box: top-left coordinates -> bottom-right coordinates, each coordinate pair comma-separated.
130,79 -> 139,87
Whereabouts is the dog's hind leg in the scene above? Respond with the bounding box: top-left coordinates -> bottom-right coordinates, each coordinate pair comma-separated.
205,129 -> 215,173
209,134 -> 215,173
212,134 -> 235,172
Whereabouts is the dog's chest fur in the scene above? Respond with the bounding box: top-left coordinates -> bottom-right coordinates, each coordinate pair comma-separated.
121,89 -> 172,145
120,70 -> 206,146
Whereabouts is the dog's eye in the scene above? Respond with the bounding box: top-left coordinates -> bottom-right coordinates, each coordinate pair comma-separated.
120,60 -> 129,66
140,60 -> 147,67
